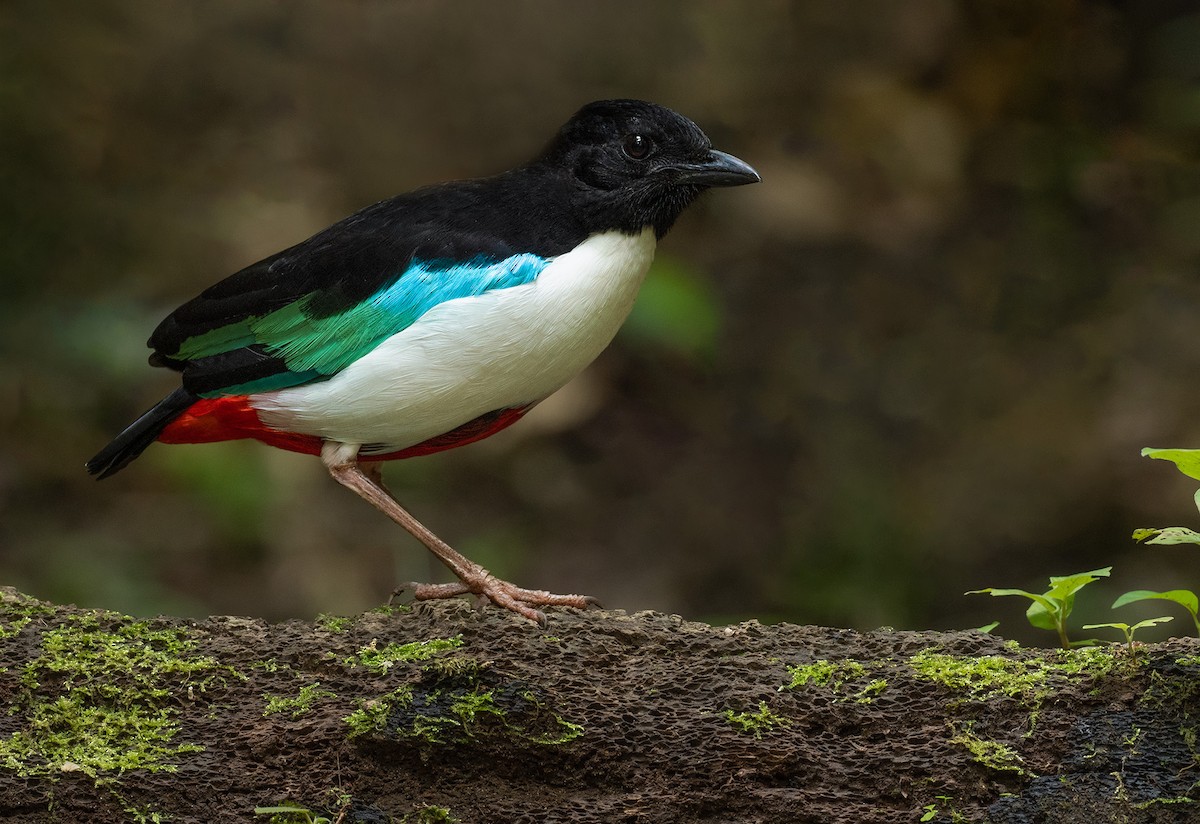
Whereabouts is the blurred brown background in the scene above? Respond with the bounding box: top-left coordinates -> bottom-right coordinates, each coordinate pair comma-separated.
4,1 -> 1200,644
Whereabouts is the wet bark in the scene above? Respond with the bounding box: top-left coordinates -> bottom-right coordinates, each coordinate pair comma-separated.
0,588 -> 1196,824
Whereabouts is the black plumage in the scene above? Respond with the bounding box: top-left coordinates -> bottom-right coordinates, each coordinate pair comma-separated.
85,387 -> 198,479
147,100 -> 754,366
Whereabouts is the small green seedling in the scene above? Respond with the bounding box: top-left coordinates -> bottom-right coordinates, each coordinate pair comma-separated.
1112,589 -> 1200,636
254,805 -> 330,824
1135,448 -> 1200,546
968,567 -> 1111,649
1133,526 -> 1200,545
1082,617 -> 1174,654
1141,447 -> 1200,481
921,796 -> 965,823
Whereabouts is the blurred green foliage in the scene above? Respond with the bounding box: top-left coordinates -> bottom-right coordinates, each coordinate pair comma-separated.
623,257 -> 722,359
3,1 -> 1200,643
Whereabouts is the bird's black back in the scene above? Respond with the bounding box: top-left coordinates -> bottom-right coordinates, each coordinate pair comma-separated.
149,99 -> 723,373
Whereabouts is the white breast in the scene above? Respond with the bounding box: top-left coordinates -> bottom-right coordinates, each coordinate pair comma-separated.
251,228 -> 657,451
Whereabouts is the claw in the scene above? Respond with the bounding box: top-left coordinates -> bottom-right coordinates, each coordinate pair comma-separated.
390,575 -> 598,625
386,584 -> 413,605
328,452 -> 596,627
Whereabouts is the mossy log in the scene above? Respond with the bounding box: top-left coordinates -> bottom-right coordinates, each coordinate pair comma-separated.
0,587 -> 1197,824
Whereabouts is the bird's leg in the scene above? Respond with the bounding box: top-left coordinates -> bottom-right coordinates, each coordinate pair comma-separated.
322,442 -> 599,625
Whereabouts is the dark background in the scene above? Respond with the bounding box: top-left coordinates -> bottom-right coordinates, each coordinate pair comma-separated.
4,1 -> 1200,644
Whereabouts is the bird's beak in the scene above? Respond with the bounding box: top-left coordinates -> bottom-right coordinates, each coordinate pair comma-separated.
672,149 -> 761,187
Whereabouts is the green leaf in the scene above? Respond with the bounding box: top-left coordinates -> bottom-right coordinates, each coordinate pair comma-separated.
971,570 -> 1109,639
1112,589 -> 1199,616
968,588 -> 1059,615
1025,598 -> 1062,631
1044,567 -> 1111,602
1084,617 -> 1172,635
1131,616 -> 1175,631
967,587 -> 1050,606
1142,447 -> 1200,481
1132,528 -> 1162,542
1030,568 -> 1110,628
1142,527 -> 1200,545
967,588 -> 1063,631
974,621 -> 1000,633
1111,589 -> 1159,609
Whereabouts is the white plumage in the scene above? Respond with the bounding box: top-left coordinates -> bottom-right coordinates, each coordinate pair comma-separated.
251,228 -> 657,452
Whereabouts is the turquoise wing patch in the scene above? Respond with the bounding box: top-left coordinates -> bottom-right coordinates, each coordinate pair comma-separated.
175,253 -> 548,395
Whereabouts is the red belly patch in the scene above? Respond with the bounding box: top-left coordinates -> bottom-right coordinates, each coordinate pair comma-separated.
158,395 -> 529,460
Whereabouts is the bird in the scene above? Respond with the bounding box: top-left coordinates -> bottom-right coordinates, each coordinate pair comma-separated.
86,99 -> 760,625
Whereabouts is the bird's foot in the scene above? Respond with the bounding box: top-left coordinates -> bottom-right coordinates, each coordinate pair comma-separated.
390,574 -> 601,627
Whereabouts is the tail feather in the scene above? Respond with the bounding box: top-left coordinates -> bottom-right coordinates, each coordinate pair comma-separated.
86,387 -> 198,479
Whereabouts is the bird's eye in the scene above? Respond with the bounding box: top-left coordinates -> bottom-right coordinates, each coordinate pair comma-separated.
622,134 -> 652,160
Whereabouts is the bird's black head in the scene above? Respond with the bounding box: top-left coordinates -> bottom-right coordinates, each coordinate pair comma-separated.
535,99 -> 759,238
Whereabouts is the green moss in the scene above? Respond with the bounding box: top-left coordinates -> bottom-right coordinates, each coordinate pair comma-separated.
0,614 -> 34,639
403,805 -> 459,823
345,686 -> 412,738
1134,796 -> 1197,809
254,789 -> 356,823
315,614 -> 352,633
526,716 -> 585,745
367,603 -> 412,616
852,678 -> 889,703
263,683 -> 338,719
0,613 -> 231,784
256,799 -> 459,824
782,658 -> 887,702
454,689 -> 507,723
1180,723 -> 1200,774
123,802 -> 169,824
1181,724 -> 1196,752
1136,666 -> 1200,717
253,804 -> 330,823
421,657 -> 489,681
910,647 -> 1122,743
0,592 -> 56,639
725,701 -> 790,739
344,680 -> 583,746
345,686 -> 499,744
1160,654 -> 1200,758
948,722 -> 1032,777
909,647 -> 1116,708
348,636 -> 463,673
921,795 -> 968,823
0,590 -> 56,615
783,659 -> 867,691
911,651 -> 1049,702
